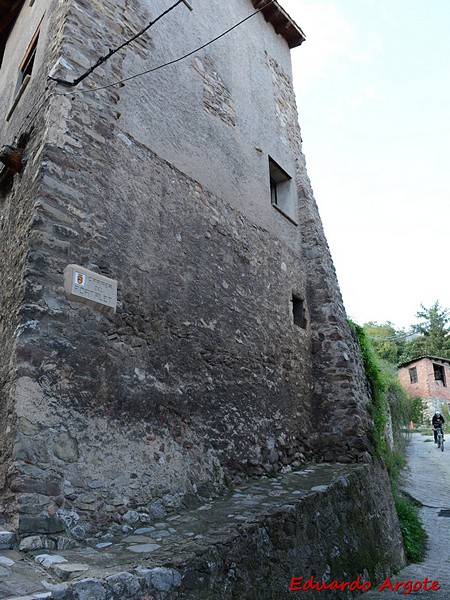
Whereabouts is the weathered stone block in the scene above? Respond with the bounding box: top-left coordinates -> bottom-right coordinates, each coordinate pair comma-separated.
19,515 -> 64,535
0,531 -> 15,549
10,477 -> 61,497
137,566 -> 181,592
54,432 -> 79,463
72,578 -> 107,600
106,571 -> 142,597
19,535 -> 57,552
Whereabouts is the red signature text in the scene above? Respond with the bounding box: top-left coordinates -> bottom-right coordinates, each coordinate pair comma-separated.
378,576 -> 440,594
290,576 -> 441,595
290,576 -> 371,592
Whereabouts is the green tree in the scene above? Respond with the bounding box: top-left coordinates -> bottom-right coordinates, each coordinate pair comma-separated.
400,301 -> 450,361
407,397 -> 425,426
363,321 -> 406,364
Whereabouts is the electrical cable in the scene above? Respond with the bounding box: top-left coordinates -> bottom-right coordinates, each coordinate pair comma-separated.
49,0 -> 188,87
6,2 -> 276,154
51,0 -> 276,94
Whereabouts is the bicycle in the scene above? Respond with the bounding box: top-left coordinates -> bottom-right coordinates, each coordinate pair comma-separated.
436,426 -> 445,452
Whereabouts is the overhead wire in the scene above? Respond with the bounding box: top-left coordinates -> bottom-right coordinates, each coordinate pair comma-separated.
52,0 -> 276,94
48,0 -> 189,88
13,1 -> 276,148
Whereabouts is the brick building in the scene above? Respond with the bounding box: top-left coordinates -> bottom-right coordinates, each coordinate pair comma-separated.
398,356 -> 450,415
0,0 -> 375,541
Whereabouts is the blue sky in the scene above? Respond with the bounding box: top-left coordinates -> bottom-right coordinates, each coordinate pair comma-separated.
278,0 -> 450,330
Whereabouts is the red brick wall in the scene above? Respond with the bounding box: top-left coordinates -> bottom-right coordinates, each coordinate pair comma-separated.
398,358 -> 450,413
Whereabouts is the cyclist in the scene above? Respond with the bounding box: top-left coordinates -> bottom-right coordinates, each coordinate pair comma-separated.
432,411 -> 445,443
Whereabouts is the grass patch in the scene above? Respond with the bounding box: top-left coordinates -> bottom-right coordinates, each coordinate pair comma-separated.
394,493 -> 427,562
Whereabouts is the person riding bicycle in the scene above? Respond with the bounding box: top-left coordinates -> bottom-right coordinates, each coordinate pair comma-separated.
432,411 -> 445,443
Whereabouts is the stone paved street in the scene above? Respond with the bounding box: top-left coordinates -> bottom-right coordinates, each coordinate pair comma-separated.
2,434 -> 442,599
361,432 -> 450,599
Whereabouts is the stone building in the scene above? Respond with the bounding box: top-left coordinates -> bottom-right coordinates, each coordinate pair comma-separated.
0,0 -> 377,544
398,355 -> 450,416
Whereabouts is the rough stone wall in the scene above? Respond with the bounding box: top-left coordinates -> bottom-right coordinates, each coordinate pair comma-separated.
0,0 -> 374,542
164,464 -> 405,599
0,0 -> 69,525
268,55 -> 373,461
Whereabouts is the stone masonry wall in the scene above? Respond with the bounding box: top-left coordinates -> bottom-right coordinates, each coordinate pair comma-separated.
0,0 -> 69,527
0,0 -> 375,544
268,54 -> 373,461
0,462 -> 406,599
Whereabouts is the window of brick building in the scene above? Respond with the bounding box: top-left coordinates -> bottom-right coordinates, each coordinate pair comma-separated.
433,364 -> 446,387
409,367 -> 418,384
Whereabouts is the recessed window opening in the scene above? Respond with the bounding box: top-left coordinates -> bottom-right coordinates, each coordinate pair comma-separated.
409,367 -> 418,384
292,294 -> 307,329
433,363 -> 446,387
269,157 -> 296,223
6,22 -> 40,121
16,25 -> 39,91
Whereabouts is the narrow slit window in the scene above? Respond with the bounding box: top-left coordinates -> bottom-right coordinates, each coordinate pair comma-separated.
292,295 -> 307,329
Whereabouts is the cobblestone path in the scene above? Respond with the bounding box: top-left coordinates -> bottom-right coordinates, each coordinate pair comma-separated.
361,432 -> 450,599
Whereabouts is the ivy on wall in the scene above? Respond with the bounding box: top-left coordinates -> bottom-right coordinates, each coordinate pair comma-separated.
350,320 -> 426,562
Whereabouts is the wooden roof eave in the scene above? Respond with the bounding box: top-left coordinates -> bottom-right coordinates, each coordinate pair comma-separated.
252,0 -> 306,49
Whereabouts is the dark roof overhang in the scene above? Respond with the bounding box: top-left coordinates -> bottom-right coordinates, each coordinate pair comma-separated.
252,0 -> 306,48
0,0 -> 25,36
0,0 -> 26,65
398,355 -> 450,369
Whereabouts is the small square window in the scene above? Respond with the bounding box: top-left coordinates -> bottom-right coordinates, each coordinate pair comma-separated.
292,294 -> 307,329
269,157 -> 297,224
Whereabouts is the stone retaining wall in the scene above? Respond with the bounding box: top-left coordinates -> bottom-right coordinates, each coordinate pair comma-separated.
0,462 -> 405,599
